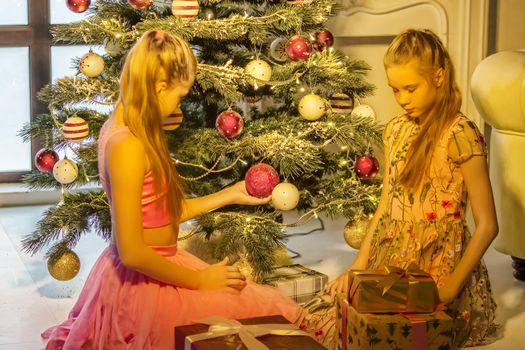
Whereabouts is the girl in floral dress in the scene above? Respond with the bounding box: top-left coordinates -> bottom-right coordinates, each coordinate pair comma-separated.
306,29 -> 499,349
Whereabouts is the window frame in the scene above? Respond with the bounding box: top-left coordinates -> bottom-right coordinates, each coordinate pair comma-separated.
0,0 -> 51,182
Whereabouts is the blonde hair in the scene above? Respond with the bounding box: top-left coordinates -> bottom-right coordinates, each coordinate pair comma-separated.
384,29 -> 462,190
118,30 -> 197,229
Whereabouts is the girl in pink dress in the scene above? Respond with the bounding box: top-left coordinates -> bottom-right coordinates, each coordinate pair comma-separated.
305,29 -> 499,348
42,30 -> 303,349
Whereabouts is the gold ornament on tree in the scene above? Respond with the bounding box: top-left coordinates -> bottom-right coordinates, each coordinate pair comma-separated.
47,249 -> 81,281
344,217 -> 370,249
233,252 -> 254,282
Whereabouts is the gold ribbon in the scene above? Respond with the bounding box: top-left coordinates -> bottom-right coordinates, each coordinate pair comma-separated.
184,316 -> 310,350
375,263 -> 429,296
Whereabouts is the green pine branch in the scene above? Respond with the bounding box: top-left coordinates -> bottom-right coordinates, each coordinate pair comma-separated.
21,191 -> 111,259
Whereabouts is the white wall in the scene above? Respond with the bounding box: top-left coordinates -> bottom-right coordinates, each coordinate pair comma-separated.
329,0 -> 491,128
496,0 -> 525,51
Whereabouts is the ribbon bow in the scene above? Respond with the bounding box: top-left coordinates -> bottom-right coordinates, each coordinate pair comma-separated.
184,316 -> 310,350
375,263 -> 428,296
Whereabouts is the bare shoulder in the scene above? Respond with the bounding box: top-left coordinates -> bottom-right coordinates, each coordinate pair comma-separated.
105,130 -> 147,176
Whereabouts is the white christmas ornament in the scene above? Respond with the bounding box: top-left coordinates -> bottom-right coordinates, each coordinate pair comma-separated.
245,59 -> 272,82
162,107 -> 184,131
79,51 -> 105,78
172,0 -> 199,18
53,159 -> 79,184
299,93 -> 326,121
330,93 -> 354,114
350,104 -> 376,120
63,116 -> 89,142
271,183 -> 300,211
269,38 -> 288,62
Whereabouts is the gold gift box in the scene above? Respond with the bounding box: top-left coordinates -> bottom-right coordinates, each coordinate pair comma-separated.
348,264 -> 437,313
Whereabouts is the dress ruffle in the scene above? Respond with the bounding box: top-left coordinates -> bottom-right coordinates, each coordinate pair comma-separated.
42,244 -> 302,349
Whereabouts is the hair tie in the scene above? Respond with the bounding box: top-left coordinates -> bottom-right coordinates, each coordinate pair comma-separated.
154,30 -> 166,42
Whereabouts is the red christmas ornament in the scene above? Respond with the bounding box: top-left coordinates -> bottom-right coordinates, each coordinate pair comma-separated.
286,35 -> 312,61
215,109 -> 244,139
245,164 -> 280,198
34,149 -> 59,173
128,0 -> 153,9
314,29 -> 334,51
66,0 -> 91,13
354,155 -> 379,180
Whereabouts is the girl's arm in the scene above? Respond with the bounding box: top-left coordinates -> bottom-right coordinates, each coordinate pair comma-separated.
179,181 -> 270,223
107,132 -> 245,292
438,155 -> 498,304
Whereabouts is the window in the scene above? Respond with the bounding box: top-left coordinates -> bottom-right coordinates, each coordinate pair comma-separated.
0,0 -> 95,182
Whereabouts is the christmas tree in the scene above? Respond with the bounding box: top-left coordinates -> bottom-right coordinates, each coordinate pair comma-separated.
20,0 -> 382,282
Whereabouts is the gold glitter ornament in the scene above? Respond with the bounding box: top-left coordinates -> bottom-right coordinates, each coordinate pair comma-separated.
233,253 -> 254,282
47,249 -> 81,281
344,217 -> 369,249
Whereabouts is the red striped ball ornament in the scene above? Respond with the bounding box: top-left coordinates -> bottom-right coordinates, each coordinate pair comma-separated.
172,0 -> 200,19
330,93 -> 354,114
62,116 -> 89,142
162,107 -> 184,131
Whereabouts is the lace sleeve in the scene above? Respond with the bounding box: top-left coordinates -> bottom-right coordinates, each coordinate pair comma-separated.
448,118 -> 487,164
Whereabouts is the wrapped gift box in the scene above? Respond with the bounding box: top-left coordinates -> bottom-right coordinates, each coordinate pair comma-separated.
336,294 -> 453,350
264,264 -> 328,304
175,314 -> 327,350
348,264 -> 437,313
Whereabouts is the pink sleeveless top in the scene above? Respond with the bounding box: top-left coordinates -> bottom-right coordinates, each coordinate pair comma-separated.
98,121 -> 171,228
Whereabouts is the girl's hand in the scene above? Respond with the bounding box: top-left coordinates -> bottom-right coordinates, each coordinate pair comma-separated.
437,281 -> 460,305
197,257 -> 247,293
325,270 -> 350,298
225,181 -> 272,206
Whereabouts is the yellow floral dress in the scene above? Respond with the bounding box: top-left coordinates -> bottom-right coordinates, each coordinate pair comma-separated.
366,113 -> 497,347
303,114 -> 498,349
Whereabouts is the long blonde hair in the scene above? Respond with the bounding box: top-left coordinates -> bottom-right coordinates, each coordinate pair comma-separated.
118,30 -> 197,228
384,29 -> 462,191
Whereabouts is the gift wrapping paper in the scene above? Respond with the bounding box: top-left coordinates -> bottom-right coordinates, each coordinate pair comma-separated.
175,314 -> 327,350
264,264 -> 328,304
348,264 -> 437,313
336,294 -> 453,350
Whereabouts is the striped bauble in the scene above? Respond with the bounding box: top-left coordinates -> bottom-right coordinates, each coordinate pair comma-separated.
287,0 -> 309,5
172,0 -> 199,19
330,93 -> 354,114
162,107 -> 184,131
62,116 -> 89,142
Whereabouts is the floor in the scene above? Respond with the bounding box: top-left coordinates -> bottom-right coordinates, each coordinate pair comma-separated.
0,205 -> 524,349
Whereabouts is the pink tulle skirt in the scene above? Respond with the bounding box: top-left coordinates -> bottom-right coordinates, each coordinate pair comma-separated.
42,244 -> 303,349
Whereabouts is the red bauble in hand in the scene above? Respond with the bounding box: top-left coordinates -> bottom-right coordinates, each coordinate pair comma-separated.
216,109 -> 244,139
314,29 -> 334,51
354,155 -> 379,179
245,164 -> 280,198
34,149 -> 59,173
286,35 -> 312,61
128,0 -> 153,9
66,0 -> 91,13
